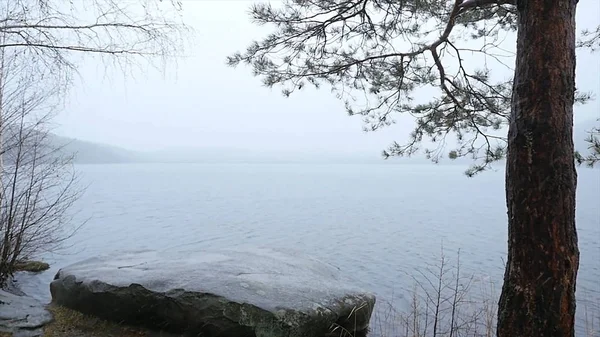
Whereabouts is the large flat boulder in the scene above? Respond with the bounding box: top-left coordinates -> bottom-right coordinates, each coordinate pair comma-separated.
50,247 -> 375,337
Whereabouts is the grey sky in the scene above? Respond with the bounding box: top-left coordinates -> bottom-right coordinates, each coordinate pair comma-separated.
54,1 -> 600,154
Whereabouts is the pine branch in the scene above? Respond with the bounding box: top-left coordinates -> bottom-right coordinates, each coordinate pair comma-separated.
459,0 -> 516,10
228,0 -> 522,175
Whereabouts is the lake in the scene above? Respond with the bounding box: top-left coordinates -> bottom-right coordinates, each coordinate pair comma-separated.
17,163 -> 600,335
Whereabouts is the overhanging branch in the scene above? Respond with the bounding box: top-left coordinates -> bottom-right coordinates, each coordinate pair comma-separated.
229,0 -> 517,175
459,0 -> 516,10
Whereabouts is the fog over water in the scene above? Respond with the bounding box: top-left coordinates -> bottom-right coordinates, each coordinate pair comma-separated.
18,163 -> 600,335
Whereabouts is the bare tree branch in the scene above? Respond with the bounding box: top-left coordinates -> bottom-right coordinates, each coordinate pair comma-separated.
0,0 -> 191,92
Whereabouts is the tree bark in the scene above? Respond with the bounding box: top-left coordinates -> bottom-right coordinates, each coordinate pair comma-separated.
498,0 -> 580,336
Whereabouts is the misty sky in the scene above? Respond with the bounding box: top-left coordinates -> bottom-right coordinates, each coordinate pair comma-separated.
54,1 -> 600,155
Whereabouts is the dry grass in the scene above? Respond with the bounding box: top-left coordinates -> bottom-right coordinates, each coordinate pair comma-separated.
43,305 -> 180,337
13,260 -> 50,273
362,249 -> 496,337
355,248 -> 599,337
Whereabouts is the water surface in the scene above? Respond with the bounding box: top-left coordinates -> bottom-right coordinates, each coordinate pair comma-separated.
18,163 -> 600,334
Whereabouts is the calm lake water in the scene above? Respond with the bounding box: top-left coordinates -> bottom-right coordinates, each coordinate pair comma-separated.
17,163 -> 600,335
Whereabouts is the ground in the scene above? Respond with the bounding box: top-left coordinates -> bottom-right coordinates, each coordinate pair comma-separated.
47,305 -> 185,337
1,305 -> 182,337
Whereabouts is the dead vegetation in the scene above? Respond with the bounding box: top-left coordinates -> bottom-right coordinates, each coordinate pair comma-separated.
43,305 -> 180,337
365,248 -> 598,337
13,261 -> 50,273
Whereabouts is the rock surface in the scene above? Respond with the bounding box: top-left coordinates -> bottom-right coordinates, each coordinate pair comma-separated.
0,289 -> 53,337
50,247 -> 375,337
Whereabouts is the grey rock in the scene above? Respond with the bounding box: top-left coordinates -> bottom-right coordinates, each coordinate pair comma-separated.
0,289 -> 53,337
50,247 -> 375,337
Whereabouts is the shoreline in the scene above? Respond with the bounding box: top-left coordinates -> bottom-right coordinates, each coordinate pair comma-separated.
0,276 -> 181,337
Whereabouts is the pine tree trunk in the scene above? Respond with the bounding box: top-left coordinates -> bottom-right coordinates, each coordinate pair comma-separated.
497,0 -> 580,336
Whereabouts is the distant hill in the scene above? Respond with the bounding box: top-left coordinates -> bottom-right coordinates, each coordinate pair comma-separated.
2,119 -> 596,165
46,135 -> 386,165
50,120 -> 600,165
50,135 -> 146,164
0,127 -> 146,165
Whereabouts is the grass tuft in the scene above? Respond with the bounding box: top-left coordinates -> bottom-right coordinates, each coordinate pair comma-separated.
14,261 -> 50,273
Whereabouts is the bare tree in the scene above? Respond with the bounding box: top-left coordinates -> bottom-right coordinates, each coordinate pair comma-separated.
0,0 -> 189,285
0,46 -> 83,286
368,248 -> 497,337
0,0 -> 190,166
0,0 -> 189,86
